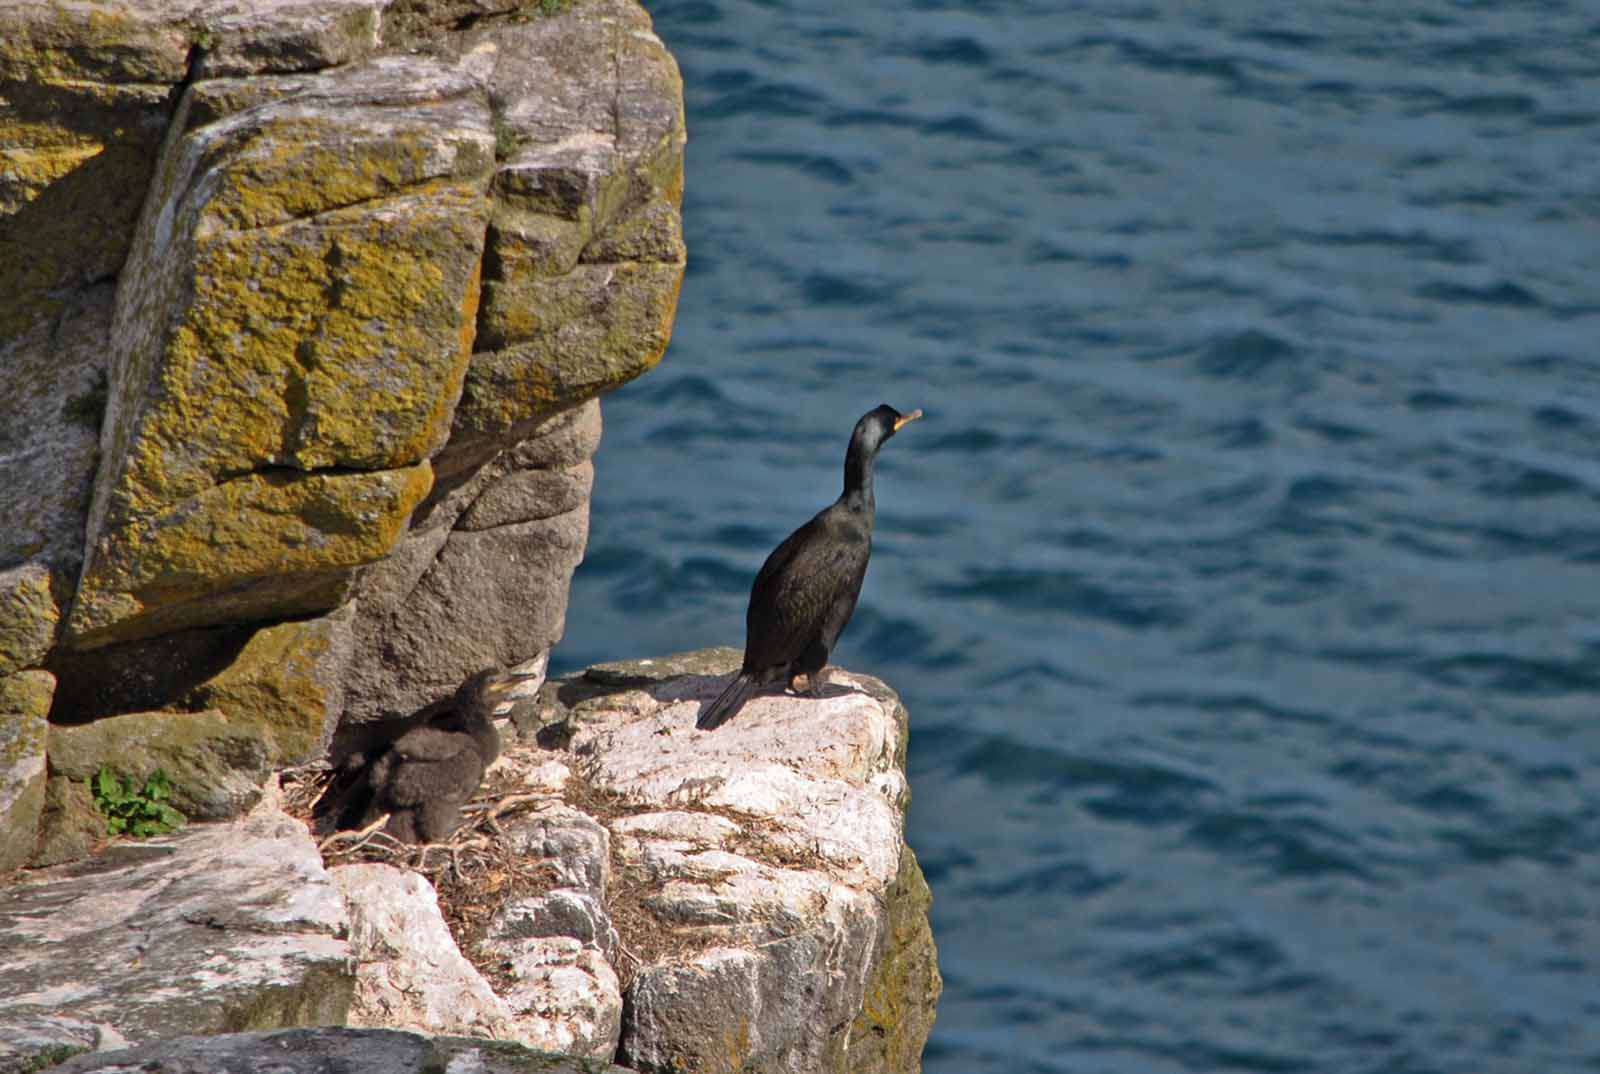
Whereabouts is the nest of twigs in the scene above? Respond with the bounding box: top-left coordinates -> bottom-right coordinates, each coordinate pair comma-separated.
278,745 -> 835,994
280,762 -> 580,989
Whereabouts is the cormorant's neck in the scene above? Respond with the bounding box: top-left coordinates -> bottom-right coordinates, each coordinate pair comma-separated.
468,713 -> 501,764
842,438 -> 879,514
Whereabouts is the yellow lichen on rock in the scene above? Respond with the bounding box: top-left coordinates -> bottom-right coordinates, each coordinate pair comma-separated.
63,58 -> 495,649
0,668 -> 53,873
112,187 -> 486,511
13,0 -> 694,802
0,5 -> 189,84
68,462 -> 433,648
0,78 -> 172,340
0,565 -> 60,677
189,609 -> 354,765
198,114 -> 489,233
0,136 -> 104,212
458,261 -> 683,440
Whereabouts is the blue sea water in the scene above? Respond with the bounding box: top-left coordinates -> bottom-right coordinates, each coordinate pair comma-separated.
555,2 -> 1600,1070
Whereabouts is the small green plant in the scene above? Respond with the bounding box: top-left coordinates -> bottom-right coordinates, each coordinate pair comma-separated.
539,0 -> 571,15
63,369 -> 108,432
91,767 -> 187,838
494,118 -> 519,159
17,1043 -> 89,1072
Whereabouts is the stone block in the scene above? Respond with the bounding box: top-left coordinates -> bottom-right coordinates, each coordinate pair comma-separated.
188,605 -> 356,765
0,794 -> 353,1046
331,863 -> 509,1040
0,564 -> 60,676
0,286 -> 113,581
48,709 -> 272,820
67,53 -> 495,649
0,669 -> 52,872
66,464 -> 433,649
342,404 -> 600,727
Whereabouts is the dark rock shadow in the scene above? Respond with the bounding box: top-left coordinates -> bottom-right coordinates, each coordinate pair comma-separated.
46,625 -> 255,725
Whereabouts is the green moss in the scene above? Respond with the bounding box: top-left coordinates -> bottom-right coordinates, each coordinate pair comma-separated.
62,369 -> 108,431
14,1043 -> 89,1072
494,117 -> 520,159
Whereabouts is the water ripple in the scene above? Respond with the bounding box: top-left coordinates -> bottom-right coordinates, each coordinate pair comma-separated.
565,2 -> 1600,1069
935,568 -> 1191,628
1184,810 -> 1375,880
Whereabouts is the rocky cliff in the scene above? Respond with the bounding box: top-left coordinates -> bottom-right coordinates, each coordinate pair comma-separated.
1,0 -> 684,856
0,2 -> 941,1070
0,652 -> 941,1074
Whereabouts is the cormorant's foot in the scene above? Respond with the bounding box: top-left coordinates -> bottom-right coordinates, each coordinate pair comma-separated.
789,669 -> 829,698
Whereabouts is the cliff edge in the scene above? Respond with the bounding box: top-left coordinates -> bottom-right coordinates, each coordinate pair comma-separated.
0,651 -> 941,1074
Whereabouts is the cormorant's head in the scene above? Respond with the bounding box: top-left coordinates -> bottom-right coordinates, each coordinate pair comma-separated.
458,663 -> 544,717
854,404 -> 924,454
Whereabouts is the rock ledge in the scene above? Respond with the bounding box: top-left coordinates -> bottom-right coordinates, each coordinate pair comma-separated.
0,652 -> 940,1074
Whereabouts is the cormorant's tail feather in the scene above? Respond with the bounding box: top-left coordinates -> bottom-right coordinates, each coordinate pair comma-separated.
310,760 -> 375,837
698,672 -> 756,731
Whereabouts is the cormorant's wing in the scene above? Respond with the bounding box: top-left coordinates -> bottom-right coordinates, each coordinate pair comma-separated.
311,759 -> 379,835
744,507 -> 870,671
391,726 -> 477,763
381,728 -> 486,808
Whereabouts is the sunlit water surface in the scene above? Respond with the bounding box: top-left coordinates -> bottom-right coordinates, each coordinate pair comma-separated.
557,2 -> 1600,1070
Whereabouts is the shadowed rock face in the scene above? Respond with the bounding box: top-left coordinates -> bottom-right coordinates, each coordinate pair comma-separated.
341,401 -> 601,728
0,0 -> 686,860
0,671 -> 51,873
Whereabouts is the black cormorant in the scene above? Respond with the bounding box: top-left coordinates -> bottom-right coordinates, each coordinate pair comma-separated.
314,666 -> 532,844
697,403 -> 922,731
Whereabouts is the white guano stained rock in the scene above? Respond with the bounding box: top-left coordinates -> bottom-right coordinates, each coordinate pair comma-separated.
480,935 -> 623,1060
572,662 -> 908,892
332,863 -> 509,1040
332,861 -> 624,1060
525,648 -> 926,1074
0,783 -> 352,1046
